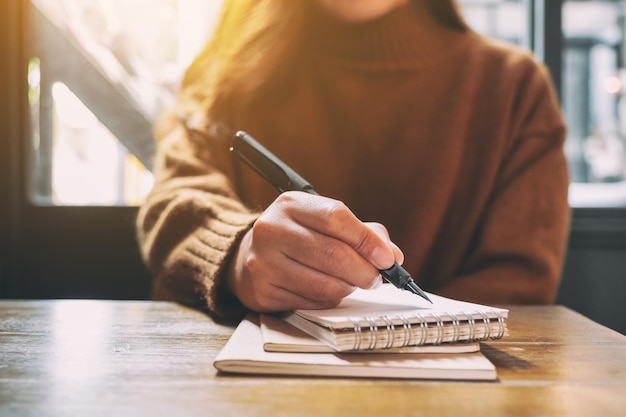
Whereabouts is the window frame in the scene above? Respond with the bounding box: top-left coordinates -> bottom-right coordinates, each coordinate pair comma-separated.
0,0 -> 23,296
532,0 -> 626,249
0,0 -> 151,299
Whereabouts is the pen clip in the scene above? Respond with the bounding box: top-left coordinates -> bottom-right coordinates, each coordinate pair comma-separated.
230,131 -> 316,194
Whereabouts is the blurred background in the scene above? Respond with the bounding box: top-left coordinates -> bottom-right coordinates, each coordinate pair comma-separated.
1,0 -> 625,334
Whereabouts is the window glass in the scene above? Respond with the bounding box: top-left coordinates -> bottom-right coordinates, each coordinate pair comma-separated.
459,0 -> 528,46
562,0 -> 626,207
28,0 -> 223,206
462,0 -> 626,208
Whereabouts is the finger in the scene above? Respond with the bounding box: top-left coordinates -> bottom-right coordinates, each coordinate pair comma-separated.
256,193 -> 382,289
233,226 -> 359,310
364,222 -> 405,264
289,230 -> 383,290
267,286 -> 346,312
283,192 -> 396,269
267,218 -> 382,290
248,281 -> 347,312
274,257 -> 358,301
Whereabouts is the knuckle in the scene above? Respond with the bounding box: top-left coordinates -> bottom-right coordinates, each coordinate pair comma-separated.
293,297 -> 341,311
314,298 -> 343,310
321,200 -> 351,226
310,280 -> 344,301
321,241 -> 347,264
242,252 -> 263,276
250,216 -> 276,238
369,222 -> 389,237
353,229 -> 374,254
274,192 -> 297,206
242,270 -> 281,313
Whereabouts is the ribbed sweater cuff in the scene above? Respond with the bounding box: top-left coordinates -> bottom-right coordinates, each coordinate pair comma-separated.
185,210 -> 259,319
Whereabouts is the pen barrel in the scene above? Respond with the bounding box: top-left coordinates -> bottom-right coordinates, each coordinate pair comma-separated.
231,131 -> 316,194
378,262 -> 412,289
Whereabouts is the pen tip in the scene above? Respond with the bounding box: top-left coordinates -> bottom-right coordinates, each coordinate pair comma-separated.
407,281 -> 433,304
418,290 -> 433,304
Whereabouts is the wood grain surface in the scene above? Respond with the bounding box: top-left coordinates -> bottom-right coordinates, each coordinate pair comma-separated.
1,300 -> 625,417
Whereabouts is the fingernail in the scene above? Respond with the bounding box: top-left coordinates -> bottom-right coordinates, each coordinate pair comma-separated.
370,246 -> 393,269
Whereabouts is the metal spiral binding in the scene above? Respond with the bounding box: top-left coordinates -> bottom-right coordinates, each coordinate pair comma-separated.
350,318 -> 362,351
365,317 -> 378,350
381,316 -> 395,349
430,312 -> 445,345
412,313 -> 428,346
348,308 -> 506,350
449,313 -> 461,343
461,310 -> 476,340
493,309 -> 506,339
398,314 -> 412,348
477,310 -> 492,340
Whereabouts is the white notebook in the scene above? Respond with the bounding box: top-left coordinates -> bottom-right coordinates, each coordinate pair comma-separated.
260,313 -> 480,354
281,284 -> 508,352
214,314 -> 497,381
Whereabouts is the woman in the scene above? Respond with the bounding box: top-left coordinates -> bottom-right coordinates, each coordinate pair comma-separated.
137,0 -> 570,319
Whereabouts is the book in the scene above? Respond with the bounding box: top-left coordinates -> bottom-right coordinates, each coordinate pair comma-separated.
214,314 -> 497,381
260,313 -> 481,354
281,284 -> 508,352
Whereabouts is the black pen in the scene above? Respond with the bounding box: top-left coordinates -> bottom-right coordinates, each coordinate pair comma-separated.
230,130 -> 432,304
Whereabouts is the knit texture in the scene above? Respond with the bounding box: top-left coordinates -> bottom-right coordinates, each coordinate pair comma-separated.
137,2 -> 570,319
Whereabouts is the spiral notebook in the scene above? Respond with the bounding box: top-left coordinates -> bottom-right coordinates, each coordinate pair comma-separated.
281,284 -> 508,352
214,314 -> 498,381
260,313 -> 481,353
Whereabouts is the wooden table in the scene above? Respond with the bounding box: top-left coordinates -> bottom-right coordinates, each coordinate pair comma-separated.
1,300 -> 625,417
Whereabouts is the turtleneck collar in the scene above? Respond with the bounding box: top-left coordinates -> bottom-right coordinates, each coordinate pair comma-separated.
300,0 -> 471,68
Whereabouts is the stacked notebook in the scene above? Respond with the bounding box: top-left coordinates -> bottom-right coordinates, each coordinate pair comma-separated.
214,284 -> 508,380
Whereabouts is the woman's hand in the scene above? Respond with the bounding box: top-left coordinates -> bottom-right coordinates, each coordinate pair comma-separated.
225,191 -> 404,312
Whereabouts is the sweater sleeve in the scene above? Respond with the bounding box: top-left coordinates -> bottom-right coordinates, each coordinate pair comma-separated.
136,117 -> 259,319
436,63 -> 571,305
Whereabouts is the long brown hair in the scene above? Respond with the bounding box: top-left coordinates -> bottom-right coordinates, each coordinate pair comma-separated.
173,0 -> 467,132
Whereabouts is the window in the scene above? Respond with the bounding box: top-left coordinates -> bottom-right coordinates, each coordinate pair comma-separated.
28,0 -> 223,206
562,0 -> 626,207
459,0 -> 528,46
460,0 -> 626,208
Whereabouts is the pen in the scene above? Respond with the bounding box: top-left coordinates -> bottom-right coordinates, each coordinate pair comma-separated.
230,130 -> 433,304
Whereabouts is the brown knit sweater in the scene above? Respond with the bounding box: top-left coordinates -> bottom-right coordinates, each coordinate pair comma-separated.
137,3 -> 570,319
